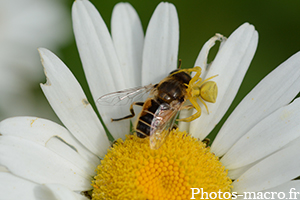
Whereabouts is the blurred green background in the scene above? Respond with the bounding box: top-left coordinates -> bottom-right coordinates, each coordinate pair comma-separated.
23,0 -> 300,141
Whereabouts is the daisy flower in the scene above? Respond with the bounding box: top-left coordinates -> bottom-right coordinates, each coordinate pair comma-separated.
0,0 -> 71,121
1,0 -> 300,199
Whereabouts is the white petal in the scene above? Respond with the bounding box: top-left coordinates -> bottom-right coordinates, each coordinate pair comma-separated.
0,172 -> 54,200
110,2 -> 145,136
221,98 -> 300,169
45,184 -> 88,200
232,140 -> 300,193
227,162 -> 256,180
111,3 -> 144,87
212,51 -> 300,156
260,180 -> 300,195
178,34 -> 226,131
0,173 -> 87,200
0,136 -> 92,191
72,0 -> 126,96
0,165 -> 8,172
39,48 -> 110,158
194,33 -> 227,78
190,23 -> 258,140
46,137 -> 96,176
72,0 -> 130,139
0,117 -> 100,168
142,2 -> 179,85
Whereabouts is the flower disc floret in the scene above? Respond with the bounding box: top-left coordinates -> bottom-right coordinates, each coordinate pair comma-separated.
92,129 -> 232,200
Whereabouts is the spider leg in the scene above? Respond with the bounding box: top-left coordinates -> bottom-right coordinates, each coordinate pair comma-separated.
177,97 -> 201,122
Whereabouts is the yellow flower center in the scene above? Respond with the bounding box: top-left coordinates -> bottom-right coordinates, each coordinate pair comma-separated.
92,129 -> 232,200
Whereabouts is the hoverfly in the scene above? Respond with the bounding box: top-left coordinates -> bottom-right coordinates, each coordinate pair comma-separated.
97,65 -> 218,149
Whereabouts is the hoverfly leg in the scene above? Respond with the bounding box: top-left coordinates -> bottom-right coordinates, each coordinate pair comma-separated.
171,123 -> 178,130
111,102 -> 144,122
202,138 -> 210,147
180,104 -> 194,110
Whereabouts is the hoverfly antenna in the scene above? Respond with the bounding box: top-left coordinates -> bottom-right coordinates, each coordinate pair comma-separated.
169,59 -> 183,75
178,59 -> 182,69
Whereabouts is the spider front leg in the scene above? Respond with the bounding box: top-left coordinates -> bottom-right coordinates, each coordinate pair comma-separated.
177,97 -> 201,122
179,66 -> 202,86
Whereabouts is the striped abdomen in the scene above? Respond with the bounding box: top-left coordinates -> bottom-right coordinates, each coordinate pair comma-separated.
135,99 -> 160,138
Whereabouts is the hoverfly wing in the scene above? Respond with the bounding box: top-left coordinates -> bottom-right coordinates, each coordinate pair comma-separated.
96,84 -> 154,106
149,102 -> 180,150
